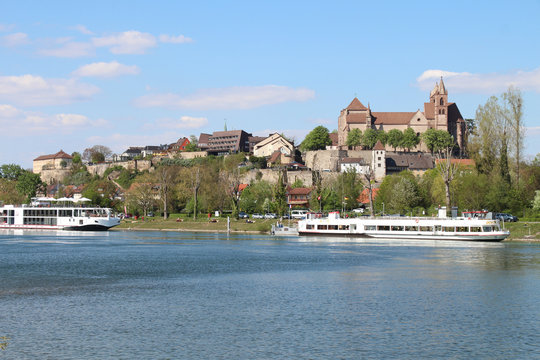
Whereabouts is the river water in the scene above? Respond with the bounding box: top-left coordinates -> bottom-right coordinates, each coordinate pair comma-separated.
0,230 -> 539,359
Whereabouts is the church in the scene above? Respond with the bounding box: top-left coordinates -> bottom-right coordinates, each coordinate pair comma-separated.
337,78 -> 466,154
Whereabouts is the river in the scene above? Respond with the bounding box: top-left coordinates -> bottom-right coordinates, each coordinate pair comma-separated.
0,230 -> 539,359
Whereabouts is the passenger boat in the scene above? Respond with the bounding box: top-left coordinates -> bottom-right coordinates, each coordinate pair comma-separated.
0,198 -> 120,231
298,208 -> 509,242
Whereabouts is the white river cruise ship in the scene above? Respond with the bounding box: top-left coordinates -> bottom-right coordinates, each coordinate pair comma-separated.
298,208 -> 510,242
0,198 -> 120,231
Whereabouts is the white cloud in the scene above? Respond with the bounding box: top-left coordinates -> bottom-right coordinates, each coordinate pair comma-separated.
38,41 -> 95,57
0,104 -> 21,118
417,68 -> 540,93
0,74 -> 100,106
73,25 -> 94,35
153,116 -> 208,129
0,104 -> 106,135
135,85 -> 316,110
92,31 -> 157,54
158,34 -> 193,44
1,32 -> 29,46
72,61 -> 140,78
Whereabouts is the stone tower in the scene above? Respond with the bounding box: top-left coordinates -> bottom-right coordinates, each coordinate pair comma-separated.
372,140 -> 386,181
430,77 -> 448,130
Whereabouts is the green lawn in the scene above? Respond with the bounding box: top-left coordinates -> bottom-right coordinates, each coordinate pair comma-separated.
114,215 -> 287,233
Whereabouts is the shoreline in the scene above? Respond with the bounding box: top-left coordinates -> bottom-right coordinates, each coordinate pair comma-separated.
112,227 -> 539,242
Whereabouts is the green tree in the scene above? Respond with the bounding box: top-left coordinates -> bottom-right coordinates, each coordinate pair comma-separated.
300,126 -> 332,151
389,177 -> 421,213
386,129 -> 403,151
346,128 -> 362,147
71,152 -> 82,164
502,86 -> 525,185
532,190 -> 540,212
15,171 -> 44,202
273,170 -> 288,216
361,128 -> 379,149
0,178 -> 26,204
83,145 -> 112,163
0,164 -> 25,180
401,128 -> 420,152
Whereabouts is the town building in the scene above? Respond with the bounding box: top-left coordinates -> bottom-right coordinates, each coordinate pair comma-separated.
168,137 -> 190,152
206,130 -> 252,155
33,150 -> 73,174
337,78 -> 466,154
253,133 -> 295,158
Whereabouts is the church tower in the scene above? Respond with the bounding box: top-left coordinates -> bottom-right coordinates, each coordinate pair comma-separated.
430,77 -> 448,130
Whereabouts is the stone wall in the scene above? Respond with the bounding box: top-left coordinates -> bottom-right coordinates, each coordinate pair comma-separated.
86,160 -> 153,177
304,150 -> 347,172
39,169 -> 72,184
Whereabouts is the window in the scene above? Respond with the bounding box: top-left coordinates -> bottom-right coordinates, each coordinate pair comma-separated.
417,118 -> 420,121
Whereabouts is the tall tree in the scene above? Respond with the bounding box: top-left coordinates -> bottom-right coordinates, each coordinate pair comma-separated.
83,145 -> 113,163
300,126 -> 332,151
155,165 -> 178,219
401,128 -> 420,152
0,164 -> 25,180
361,128 -> 379,149
346,128 -> 362,148
386,129 -> 403,151
273,170 -> 288,216
15,171 -> 44,203
502,86 -> 524,185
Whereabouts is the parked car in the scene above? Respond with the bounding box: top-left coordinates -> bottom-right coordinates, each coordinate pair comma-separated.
496,213 -> 517,222
238,211 -> 249,219
352,208 -> 365,213
252,213 -> 264,219
264,213 -> 277,219
146,212 -> 154,217
282,214 -> 291,219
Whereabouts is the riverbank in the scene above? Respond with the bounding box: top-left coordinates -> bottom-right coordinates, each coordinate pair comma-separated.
114,217 -> 540,242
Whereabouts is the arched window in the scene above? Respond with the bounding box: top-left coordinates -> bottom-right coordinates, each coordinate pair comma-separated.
440,98 -> 444,105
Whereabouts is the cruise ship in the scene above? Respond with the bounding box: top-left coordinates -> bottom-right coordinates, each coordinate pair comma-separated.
298,208 -> 510,242
0,198 -> 120,231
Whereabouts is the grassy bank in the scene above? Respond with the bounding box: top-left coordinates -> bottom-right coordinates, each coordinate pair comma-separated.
115,215 -> 278,233
114,215 -> 540,242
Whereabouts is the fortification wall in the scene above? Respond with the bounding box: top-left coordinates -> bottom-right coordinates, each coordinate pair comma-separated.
39,169 -> 71,184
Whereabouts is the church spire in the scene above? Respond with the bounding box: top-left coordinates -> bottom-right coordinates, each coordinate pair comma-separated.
439,76 -> 447,94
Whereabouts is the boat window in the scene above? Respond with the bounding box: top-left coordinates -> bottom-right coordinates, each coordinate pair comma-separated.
365,225 -> 376,231
419,226 -> 432,232
443,226 -> 455,232
317,225 -> 328,230
482,226 -> 492,232
470,226 -> 481,232
457,226 -> 469,232
391,225 -> 404,231
434,225 -> 442,232
328,225 -> 338,230
338,225 -> 349,230
405,226 -> 418,231
306,224 -> 314,230
377,225 -> 390,231
351,224 -> 356,230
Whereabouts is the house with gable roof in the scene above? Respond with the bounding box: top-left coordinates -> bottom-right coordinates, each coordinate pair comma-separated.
253,133 -> 295,158
337,78 -> 466,155
33,150 -> 73,174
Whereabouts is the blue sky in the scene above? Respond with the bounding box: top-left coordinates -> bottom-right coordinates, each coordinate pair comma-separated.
1,0 -> 539,168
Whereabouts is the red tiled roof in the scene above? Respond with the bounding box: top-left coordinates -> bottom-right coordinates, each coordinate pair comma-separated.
287,187 -> 312,195
373,140 -> 385,150
238,184 -> 249,192
372,112 -> 416,125
346,113 -> 368,124
423,102 -> 435,119
268,150 -> 281,163
33,150 -> 73,161
347,98 -> 368,111
357,188 -> 379,204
